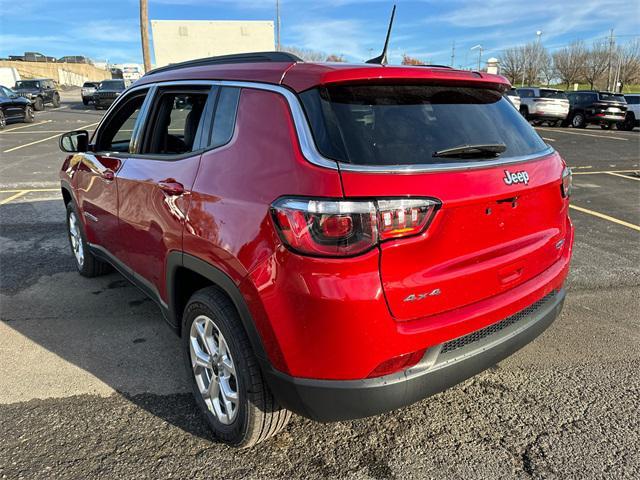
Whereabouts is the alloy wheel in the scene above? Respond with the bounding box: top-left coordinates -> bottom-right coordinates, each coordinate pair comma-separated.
0,112 -> 5,129
190,314 -> 239,425
68,211 -> 84,267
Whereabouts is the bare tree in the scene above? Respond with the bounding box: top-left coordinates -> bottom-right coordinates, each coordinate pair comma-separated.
282,46 -> 326,62
616,39 -> 640,90
325,54 -> 346,62
499,47 -> 525,84
583,41 -> 610,89
553,41 -> 587,89
401,54 -> 425,65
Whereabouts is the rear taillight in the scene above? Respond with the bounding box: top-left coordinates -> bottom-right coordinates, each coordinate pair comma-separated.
561,167 -> 572,198
271,197 -> 440,257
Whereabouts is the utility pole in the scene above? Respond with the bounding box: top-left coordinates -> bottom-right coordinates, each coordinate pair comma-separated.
450,41 -> 455,67
606,29 -> 615,91
276,0 -> 281,51
139,0 -> 152,72
471,44 -> 482,71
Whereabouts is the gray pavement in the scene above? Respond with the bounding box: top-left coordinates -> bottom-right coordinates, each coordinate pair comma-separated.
0,96 -> 638,479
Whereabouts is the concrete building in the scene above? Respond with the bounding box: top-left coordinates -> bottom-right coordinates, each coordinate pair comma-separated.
150,20 -> 275,67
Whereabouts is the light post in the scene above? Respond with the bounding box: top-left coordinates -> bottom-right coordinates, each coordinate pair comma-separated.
470,44 -> 483,71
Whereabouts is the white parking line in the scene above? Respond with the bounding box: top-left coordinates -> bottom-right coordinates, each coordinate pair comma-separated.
573,169 -> 639,175
536,128 -> 628,141
607,172 -> 640,181
0,120 -> 53,133
0,130 -> 73,134
542,137 -> 556,142
3,121 -> 99,153
570,204 -> 640,232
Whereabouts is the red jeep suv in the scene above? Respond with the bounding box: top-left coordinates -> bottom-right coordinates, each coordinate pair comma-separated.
59,52 -> 574,447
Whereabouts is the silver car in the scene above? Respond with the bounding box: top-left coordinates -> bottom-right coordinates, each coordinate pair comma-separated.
81,82 -> 99,106
505,88 -> 521,111
516,87 -> 569,126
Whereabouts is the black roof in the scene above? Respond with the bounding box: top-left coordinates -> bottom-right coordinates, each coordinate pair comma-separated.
144,51 -> 303,77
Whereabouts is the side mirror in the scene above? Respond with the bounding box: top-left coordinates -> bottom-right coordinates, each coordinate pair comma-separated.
59,130 -> 89,153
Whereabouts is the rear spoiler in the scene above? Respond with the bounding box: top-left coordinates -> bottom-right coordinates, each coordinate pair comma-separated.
282,65 -> 511,93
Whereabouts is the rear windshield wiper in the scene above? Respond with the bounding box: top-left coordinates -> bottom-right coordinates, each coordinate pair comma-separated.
433,143 -> 506,159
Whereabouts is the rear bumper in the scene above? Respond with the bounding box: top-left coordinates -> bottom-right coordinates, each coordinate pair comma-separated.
265,288 -> 565,422
529,112 -> 568,120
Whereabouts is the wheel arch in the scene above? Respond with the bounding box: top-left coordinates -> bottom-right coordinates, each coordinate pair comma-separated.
166,252 -> 270,363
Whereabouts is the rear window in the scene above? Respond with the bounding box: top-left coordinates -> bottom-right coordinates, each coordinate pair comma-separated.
300,85 -> 548,166
15,80 -> 40,89
83,82 -> 97,88
540,89 -> 567,99
625,95 -> 640,105
598,92 -> 626,102
99,80 -> 125,90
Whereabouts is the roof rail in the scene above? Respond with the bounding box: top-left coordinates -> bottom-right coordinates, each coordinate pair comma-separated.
144,51 -> 303,77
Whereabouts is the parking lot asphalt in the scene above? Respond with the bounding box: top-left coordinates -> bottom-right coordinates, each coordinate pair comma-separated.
1,94 -> 638,479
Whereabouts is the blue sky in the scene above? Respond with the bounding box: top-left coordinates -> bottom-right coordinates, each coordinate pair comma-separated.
1,0 -> 638,66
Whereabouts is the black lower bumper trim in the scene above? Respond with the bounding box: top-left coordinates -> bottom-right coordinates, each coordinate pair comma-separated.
263,288 -> 565,422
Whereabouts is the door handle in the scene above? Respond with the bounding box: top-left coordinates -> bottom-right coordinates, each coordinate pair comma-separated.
101,168 -> 115,181
158,179 -> 184,196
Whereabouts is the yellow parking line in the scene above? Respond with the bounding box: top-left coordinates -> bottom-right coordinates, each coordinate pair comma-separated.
573,169 -> 639,175
606,172 -> 640,181
0,191 -> 28,205
570,204 -> 640,232
3,122 -> 99,153
537,128 -> 628,141
0,188 -> 59,193
0,120 -> 52,133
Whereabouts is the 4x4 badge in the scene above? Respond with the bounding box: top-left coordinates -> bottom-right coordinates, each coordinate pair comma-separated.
503,169 -> 530,185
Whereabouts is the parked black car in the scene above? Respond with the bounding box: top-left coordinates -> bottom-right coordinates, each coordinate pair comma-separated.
0,85 -> 35,129
58,56 -> 92,64
564,90 -> 628,129
13,78 -> 60,111
93,79 -> 126,110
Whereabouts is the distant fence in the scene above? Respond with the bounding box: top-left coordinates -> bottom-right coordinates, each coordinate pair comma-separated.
0,61 -> 112,87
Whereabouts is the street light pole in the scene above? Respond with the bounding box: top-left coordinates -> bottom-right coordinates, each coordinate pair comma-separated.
139,0 -> 152,72
471,44 -> 483,71
276,0 -> 281,51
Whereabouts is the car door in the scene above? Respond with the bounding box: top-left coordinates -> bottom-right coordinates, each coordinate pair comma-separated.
116,84 -> 216,301
71,88 -> 151,256
0,87 -> 22,119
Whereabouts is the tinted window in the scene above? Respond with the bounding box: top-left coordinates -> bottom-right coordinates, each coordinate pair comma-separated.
144,91 -> 209,154
598,92 -> 626,102
97,93 -> 146,152
540,89 -> 568,99
99,80 -> 125,91
210,87 -> 240,148
301,85 -> 548,166
517,89 -> 534,98
83,82 -> 97,88
625,96 -> 640,105
15,80 -> 40,89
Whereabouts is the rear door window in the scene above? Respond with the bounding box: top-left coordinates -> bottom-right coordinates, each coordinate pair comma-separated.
539,89 -> 568,99
209,87 -> 240,148
300,84 -> 547,166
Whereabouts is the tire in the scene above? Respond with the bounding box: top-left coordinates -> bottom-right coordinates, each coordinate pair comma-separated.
0,110 -> 5,130
182,287 -> 291,448
65,202 -> 111,277
617,114 -> 636,131
52,93 -> 60,107
82,98 -> 89,106
23,105 -> 34,123
519,106 -> 529,120
571,112 -> 586,128
33,97 -> 44,111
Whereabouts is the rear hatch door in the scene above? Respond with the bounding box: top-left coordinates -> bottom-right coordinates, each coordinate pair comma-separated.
299,82 -> 568,320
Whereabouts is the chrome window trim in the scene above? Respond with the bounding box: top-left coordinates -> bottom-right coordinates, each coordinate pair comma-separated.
97,79 -> 555,174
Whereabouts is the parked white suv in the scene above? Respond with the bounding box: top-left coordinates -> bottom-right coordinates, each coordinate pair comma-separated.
505,88 -> 521,111
517,87 -> 569,126
618,94 -> 639,131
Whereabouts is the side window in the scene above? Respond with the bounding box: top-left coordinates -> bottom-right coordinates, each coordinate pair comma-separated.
0,87 -> 8,98
96,92 -> 147,153
144,89 -> 210,155
210,87 -> 240,148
